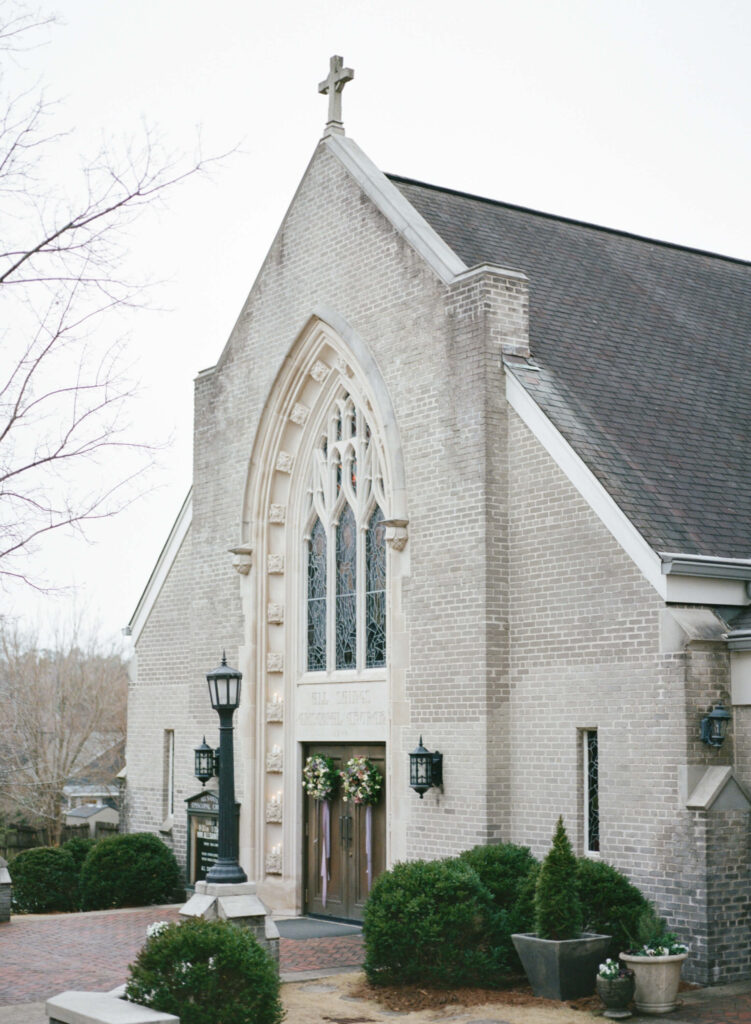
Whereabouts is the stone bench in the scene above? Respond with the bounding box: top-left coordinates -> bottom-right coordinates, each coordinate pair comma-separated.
46,990 -> 179,1024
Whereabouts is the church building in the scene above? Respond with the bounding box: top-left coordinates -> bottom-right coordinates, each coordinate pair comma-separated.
126,57 -> 751,984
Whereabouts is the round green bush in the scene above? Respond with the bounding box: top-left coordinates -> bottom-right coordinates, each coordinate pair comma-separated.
61,836 -> 98,872
458,842 -> 538,967
79,833 -> 183,910
577,857 -> 651,956
9,846 -> 78,913
363,858 -> 504,987
125,918 -> 283,1024
534,817 -> 583,940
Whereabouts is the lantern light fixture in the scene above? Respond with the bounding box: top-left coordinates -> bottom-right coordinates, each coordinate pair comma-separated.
700,702 -> 732,748
194,737 -> 219,786
206,651 -> 242,711
409,736 -> 443,798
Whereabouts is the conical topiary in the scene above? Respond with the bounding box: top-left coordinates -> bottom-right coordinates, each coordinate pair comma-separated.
534,816 -> 583,940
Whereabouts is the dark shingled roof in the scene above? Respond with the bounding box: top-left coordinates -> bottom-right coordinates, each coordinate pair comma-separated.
389,175 -> 751,560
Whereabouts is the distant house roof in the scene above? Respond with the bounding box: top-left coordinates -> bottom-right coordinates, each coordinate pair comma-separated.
66,804 -> 111,820
389,175 -> 751,560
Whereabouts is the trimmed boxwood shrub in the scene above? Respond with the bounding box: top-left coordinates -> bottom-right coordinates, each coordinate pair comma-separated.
61,836 -> 98,871
125,918 -> 283,1024
577,856 -> 651,956
458,842 -> 538,968
534,817 -> 583,940
79,833 -> 183,910
363,858 -> 504,987
9,846 -> 78,913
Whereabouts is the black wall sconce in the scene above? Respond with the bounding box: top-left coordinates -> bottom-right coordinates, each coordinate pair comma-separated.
409,736 -> 443,798
700,702 -> 732,748
194,736 -> 219,786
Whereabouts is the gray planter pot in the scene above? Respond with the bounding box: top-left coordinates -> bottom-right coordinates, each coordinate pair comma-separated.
512,931 -> 612,1001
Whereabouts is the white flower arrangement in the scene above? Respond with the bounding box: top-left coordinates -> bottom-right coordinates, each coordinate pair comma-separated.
302,754 -> 338,801
340,756 -> 383,805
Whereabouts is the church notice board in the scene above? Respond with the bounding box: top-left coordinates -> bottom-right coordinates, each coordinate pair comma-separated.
185,790 -> 240,885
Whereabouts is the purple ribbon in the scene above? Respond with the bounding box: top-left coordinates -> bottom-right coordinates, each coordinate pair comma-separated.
366,804 -> 373,891
321,799 -> 330,907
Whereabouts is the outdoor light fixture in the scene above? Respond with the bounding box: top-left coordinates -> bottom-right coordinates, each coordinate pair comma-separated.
206,652 -> 242,711
204,652 -> 247,884
700,702 -> 732,748
409,736 -> 443,798
194,737 -> 218,786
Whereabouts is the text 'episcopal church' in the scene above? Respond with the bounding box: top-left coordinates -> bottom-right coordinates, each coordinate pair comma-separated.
125,58 -> 751,983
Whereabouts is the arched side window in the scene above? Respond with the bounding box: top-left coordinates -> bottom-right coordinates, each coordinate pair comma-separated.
305,393 -> 386,673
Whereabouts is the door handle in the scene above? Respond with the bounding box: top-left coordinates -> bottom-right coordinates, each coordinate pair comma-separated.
339,815 -> 345,845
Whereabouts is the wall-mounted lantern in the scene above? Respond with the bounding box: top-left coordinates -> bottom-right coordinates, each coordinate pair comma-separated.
409,736 -> 443,798
194,737 -> 219,786
700,702 -> 732,748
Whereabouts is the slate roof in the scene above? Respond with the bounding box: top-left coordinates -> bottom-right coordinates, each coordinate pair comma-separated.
389,175 -> 751,560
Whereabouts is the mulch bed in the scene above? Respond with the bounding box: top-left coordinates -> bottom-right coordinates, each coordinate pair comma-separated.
348,977 -> 701,1015
348,977 -> 601,1014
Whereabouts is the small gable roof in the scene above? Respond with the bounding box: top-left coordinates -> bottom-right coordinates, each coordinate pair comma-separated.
389,175 -> 751,561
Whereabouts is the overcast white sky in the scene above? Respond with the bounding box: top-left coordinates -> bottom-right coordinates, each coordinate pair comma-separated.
3,0 -> 750,647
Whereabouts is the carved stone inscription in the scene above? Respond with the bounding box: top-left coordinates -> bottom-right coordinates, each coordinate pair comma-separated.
295,680 -> 387,741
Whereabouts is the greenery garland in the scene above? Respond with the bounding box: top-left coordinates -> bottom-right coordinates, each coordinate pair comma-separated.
302,754 -> 338,801
340,756 -> 382,805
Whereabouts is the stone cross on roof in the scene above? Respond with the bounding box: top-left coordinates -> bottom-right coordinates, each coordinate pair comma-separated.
319,55 -> 354,137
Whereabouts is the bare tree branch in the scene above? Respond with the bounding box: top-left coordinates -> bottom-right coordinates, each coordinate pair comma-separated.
0,2 -> 232,588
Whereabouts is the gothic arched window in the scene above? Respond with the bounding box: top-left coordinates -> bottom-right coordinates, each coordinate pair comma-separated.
305,393 -> 386,673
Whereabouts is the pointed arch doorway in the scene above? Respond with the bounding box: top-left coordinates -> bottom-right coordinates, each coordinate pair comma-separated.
304,742 -> 386,921
237,313 -> 408,916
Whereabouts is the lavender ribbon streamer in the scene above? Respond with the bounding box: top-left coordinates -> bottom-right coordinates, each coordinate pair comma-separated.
321,799 -> 330,907
366,803 -> 373,891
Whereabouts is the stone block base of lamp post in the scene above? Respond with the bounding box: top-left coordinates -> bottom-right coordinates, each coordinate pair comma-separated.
180,880 -> 280,970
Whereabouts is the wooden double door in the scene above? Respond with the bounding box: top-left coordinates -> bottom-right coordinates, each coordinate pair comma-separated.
304,743 -> 386,922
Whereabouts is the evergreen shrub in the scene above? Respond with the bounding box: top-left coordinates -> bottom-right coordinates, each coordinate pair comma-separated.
61,836 -> 98,871
458,842 -> 538,965
125,918 -> 283,1024
9,846 -> 78,913
363,858 -> 504,987
534,817 -> 583,940
577,856 -> 651,956
79,833 -> 183,910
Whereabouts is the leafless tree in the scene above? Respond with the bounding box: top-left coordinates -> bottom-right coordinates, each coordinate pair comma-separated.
0,619 -> 128,845
0,2 -> 224,588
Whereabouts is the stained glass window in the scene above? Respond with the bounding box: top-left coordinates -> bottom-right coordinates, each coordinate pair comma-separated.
307,518 -> 327,672
336,504 -> 357,668
586,729 -> 599,853
366,507 -> 386,668
305,391 -> 387,674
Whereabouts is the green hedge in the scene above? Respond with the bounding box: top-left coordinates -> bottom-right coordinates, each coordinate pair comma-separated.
9,846 -> 78,913
125,918 -> 283,1024
79,833 -> 183,910
578,856 -> 651,956
458,842 -> 538,966
363,858 -> 504,987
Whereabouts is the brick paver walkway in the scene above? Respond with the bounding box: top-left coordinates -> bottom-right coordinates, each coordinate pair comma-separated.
0,905 -> 365,1006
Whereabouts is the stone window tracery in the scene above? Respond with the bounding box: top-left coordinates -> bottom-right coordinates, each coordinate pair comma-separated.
305,392 -> 386,673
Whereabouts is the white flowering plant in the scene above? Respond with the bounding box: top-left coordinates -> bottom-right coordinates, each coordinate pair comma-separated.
146,920 -> 170,939
302,754 -> 338,801
598,958 -> 633,980
340,756 -> 382,805
630,935 -> 688,957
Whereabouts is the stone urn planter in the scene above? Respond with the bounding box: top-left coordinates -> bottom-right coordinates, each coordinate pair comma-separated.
596,971 -> 635,1019
511,931 -> 611,1001
619,951 -> 688,1014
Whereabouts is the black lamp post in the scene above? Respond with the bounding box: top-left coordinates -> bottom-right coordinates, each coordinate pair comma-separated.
700,702 -> 732,748
204,652 -> 247,885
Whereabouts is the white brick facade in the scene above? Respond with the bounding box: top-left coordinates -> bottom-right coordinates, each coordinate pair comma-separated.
126,135 -> 750,982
